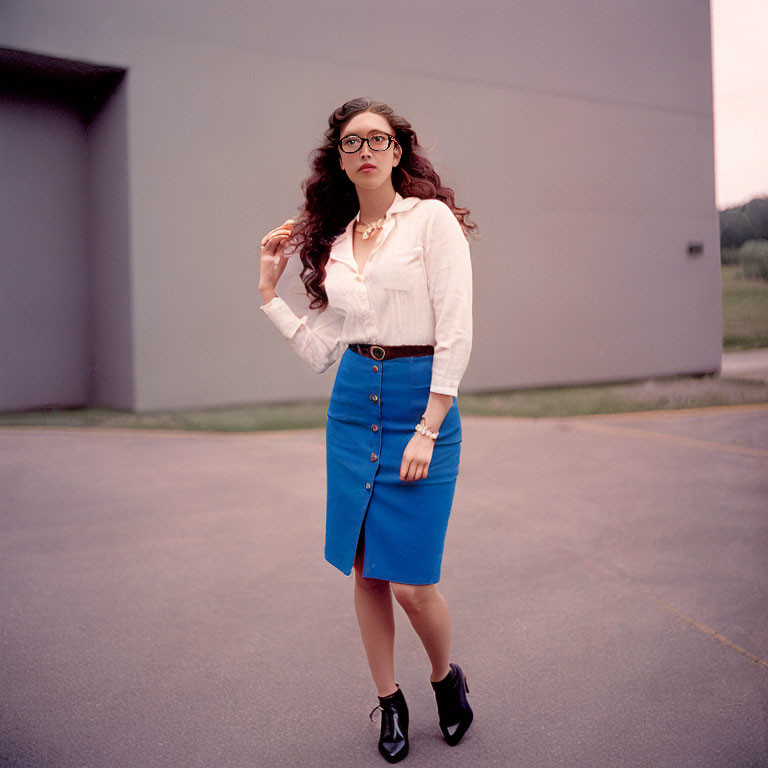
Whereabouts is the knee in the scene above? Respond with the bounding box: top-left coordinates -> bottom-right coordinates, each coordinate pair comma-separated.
391,583 -> 437,614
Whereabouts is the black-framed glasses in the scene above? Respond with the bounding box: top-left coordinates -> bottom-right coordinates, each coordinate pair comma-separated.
338,133 -> 397,153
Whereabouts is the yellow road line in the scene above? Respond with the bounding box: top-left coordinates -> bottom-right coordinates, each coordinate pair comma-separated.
643,593 -> 768,672
582,556 -> 768,672
569,420 -> 768,459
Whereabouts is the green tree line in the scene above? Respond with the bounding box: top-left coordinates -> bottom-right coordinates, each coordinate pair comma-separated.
719,195 -> 768,247
719,195 -> 768,281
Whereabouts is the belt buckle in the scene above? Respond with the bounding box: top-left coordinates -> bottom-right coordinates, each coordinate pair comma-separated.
369,345 -> 386,360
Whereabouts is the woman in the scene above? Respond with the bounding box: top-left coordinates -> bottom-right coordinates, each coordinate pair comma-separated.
258,97 -> 476,763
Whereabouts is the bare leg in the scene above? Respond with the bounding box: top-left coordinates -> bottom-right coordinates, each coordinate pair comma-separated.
390,583 -> 452,682
353,532 -> 398,697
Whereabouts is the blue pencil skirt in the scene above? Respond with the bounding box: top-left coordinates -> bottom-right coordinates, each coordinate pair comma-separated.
325,346 -> 462,585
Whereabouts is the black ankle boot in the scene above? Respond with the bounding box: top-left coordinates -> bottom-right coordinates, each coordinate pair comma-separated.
369,684 -> 409,763
431,663 -> 473,746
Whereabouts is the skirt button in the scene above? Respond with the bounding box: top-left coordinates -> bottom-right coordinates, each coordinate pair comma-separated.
365,482 -> 371,490
370,452 -> 378,462
370,393 -> 378,402
373,365 -> 379,372
371,424 -> 379,432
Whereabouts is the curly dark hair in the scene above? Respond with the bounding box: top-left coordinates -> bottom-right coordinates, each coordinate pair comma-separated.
285,97 -> 478,311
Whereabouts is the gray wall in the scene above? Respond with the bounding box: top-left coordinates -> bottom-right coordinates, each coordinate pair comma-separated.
0,51 -> 133,410
0,0 -> 721,412
0,81 -> 90,409
86,80 -> 135,409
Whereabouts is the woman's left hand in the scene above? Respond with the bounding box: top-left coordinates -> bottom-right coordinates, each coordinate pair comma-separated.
400,433 -> 435,481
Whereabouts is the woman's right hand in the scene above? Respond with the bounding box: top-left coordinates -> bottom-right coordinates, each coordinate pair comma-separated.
258,219 -> 295,301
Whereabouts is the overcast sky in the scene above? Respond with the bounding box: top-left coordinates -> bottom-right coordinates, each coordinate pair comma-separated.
710,0 -> 768,209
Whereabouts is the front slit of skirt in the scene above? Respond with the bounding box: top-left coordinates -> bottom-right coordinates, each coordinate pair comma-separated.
355,461 -> 379,577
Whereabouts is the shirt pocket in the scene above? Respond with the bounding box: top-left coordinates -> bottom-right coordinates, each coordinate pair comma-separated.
378,247 -> 425,290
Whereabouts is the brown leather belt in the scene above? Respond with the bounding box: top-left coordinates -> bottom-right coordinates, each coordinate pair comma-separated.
348,343 -> 434,361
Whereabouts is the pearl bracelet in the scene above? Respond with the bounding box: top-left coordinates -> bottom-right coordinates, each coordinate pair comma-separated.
414,418 -> 439,441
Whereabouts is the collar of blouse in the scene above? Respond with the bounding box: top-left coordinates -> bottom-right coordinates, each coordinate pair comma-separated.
332,192 -> 421,249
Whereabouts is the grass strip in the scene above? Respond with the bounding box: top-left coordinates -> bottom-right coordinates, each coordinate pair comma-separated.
1,373 -> 765,432
722,265 -> 768,350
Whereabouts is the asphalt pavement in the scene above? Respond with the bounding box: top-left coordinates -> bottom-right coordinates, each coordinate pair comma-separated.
1,403 -> 767,768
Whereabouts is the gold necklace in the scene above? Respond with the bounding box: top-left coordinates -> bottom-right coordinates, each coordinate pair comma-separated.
355,216 -> 384,240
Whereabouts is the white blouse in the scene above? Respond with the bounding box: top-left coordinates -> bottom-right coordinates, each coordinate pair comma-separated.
260,192 -> 473,397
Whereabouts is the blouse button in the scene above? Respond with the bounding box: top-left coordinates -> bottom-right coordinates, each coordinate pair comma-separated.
372,365 -> 379,372
370,394 -> 378,402
371,424 -> 379,432
370,452 -> 378,462
365,482 -> 371,490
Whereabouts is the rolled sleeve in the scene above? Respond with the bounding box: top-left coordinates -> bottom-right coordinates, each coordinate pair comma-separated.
260,295 -> 304,339
260,294 -> 345,374
423,201 -> 473,397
